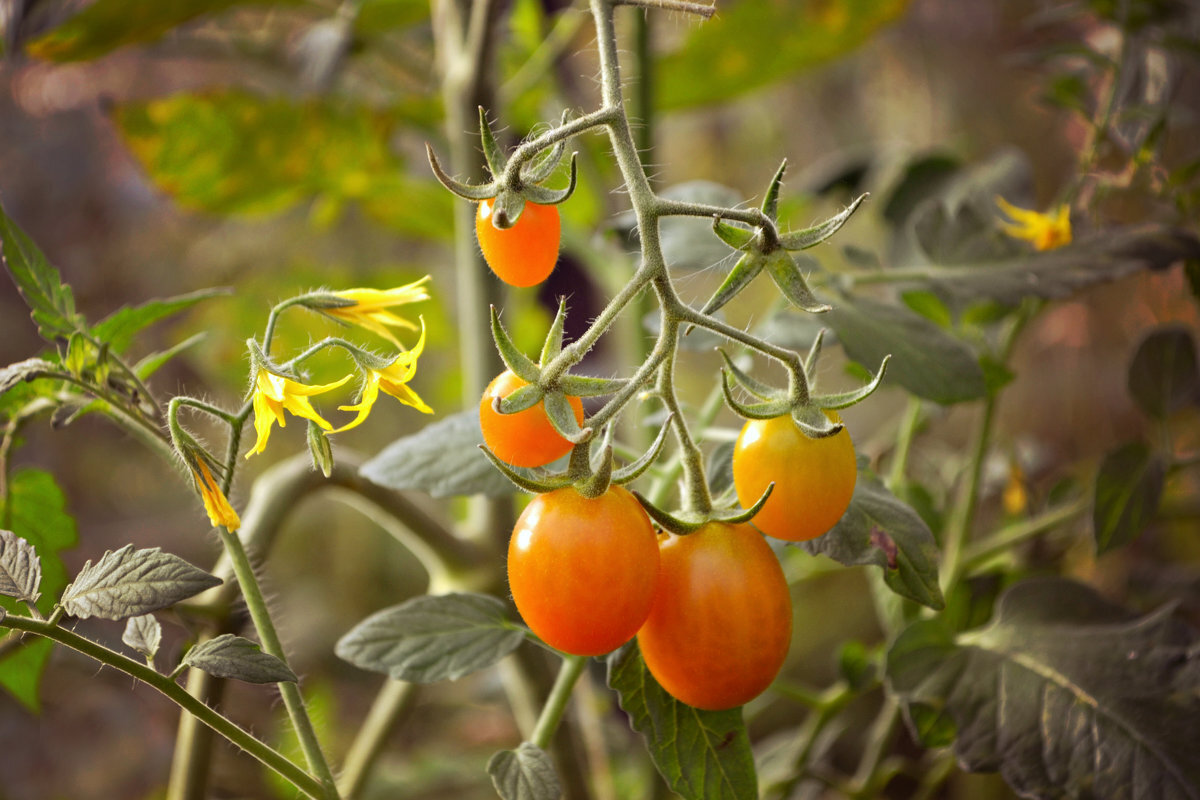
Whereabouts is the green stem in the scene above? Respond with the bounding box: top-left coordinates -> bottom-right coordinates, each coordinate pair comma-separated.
887,397 -> 922,493
1,614 -> 325,799
850,696 -> 901,799
961,495 -> 1090,570
216,526 -> 340,798
531,654 -> 588,750
612,0 -> 715,17
337,679 -> 419,799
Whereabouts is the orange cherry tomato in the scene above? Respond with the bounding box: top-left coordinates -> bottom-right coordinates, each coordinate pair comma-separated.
476,199 -> 560,287
732,411 -> 857,542
508,485 -> 660,656
480,370 -> 584,468
637,522 -> 792,710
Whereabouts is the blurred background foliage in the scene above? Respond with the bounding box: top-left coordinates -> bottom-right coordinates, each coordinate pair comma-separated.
1,0 -> 1199,797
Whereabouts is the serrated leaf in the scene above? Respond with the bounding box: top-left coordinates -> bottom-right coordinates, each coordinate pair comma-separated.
91,288 -> 227,355
1,202 -> 83,341
1093,441 -> 1166,555
887,578 -> 1200,799
61,544 -> 221,620
825,295 -> 986,405
335,593 -> 524,683
0,530 -> 41,604
1128,325 -> 1200,419
802,472 -> 944,610
360,409 -> 522,497
183,634 -> 297,684
607,642 -> 757,800
122,614 -> 162,660
487,743 -> 561,800
0,469 -> 78,711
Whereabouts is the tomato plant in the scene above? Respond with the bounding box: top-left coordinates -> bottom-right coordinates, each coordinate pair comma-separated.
475,199 -> 561,287
636,522 -> 792,711
732,412 -> 857,542
479,370 -> 584,468
507,485 -> 660,656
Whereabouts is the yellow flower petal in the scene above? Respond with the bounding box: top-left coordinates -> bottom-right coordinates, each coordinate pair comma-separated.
331,375 -> 382,433
245,369 -> 352,458
995,196 -> 1071,252
194,460 -> 241,531
325,277 -> 431,347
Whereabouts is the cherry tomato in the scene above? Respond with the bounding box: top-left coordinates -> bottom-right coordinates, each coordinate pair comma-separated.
476,199 -> 560,287
480,370 -> 584,468
732,411 -> 857,542
508,485 -> 660,656
637,522 -> 792,710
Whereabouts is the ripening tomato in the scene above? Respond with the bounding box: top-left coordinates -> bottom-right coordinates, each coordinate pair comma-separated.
508,485 -> 660,656
480,370 -> 584,468
476,199 -> 560,287
732,411 -> 857,542
637,522 -> 792,710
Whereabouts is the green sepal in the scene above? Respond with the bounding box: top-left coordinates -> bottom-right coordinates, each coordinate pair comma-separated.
766,252 -> 831,313
489,307 -> 540,383
522,152 -> 577,206
557,374 -> 628,398
540,298 -> 568,366
575,442 -> 614,499
699,252 -> 767,316
792,404 -> 843,438
630,492 -> 709,535
721,370 -> 790,419
812,355 -> 890,410
520,111 -> 570,184
245,338 -> 299,383
712,482 -> 774,526
712,217 -> 757,251
804,328 -> 826,382
612,418 -> 672,485
761,159 -> 787,220
478,445 -> 571,494
478,106 -> 508,179
544,391 -> 591,444
778,193 -> 868,251
488,189 -> 528,230
64,332 -> 90,378
425,143 -> 495,201
294,291 -> 357,311
718,350 -> 779,401
496,382 -> 544,415
307,420 -> 334,478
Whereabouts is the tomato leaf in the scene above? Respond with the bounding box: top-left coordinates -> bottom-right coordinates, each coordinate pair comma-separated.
801,471 -> 944,610
887,578 -> 1200,799
1127,325 -> 1200,419
91,288 -> 228,355
121,615 -> 163,662
182,634 -> 297,684
487,742 -> 561,800
0,530 -> 42,604
824,295 -> 986,405
607,642 -> 757,800
1,202 -> 84,342
1093,441 -> 1166,555
60,545 -> 222,621
335,593 -> 525,683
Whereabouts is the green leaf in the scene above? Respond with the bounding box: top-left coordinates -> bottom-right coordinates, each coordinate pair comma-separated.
335,593 -> 525,683
824,295 -> 986,404
1127,325 -> 1200,419
487,743 -> 562,800
91,288 -> 227,355
122,615 -> 163,661
1093,441 -> 1166,555
801,471 -> 944,610
0,469 -> 78,711
183,634 -> 297,684
657,0 -> 910,109
1,202 -> 83,341
887,578 -> 1200,799
26,0 -> 299,62
0,530 -> 42,604
60,544 -> 222,620
134,332 -> 207,379
607,642 -> 757,800
360,409 -> 524,498
881,153 -> 960,226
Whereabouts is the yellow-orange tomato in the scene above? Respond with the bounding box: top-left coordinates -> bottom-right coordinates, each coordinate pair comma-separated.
476,199 -> 560,287
637,522 -> 792,710
480,370 -> 583,468
508,486 -> 660,656
732,412 -> 857,542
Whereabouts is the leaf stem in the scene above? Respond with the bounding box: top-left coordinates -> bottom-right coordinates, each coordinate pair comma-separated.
960,495 -> 1090,570
337,679 -> 419,799
531,654 -> 588,750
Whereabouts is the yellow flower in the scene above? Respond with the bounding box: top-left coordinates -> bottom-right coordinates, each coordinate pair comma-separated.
333,323 -> 433,433
323,277 -> 431,347
995,197 -> 1072,251
245,369 -> 352,458
193,460 -> 241,531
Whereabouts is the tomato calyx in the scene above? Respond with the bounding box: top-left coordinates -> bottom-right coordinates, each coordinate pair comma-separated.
631,485 -> 775,536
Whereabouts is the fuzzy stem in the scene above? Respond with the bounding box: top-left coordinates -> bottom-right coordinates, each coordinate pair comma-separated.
531,655 -> 588,750
337,679 -> 419,798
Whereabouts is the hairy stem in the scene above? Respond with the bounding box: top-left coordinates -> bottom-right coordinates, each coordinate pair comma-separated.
531,655 -> 588,750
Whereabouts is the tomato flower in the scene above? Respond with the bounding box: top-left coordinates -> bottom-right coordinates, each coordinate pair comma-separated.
333,323 -> 432,433
192,459 -> 240,531
995,197 -> 1072,251
245,369 -> 352,458
323,277 -> 431,347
